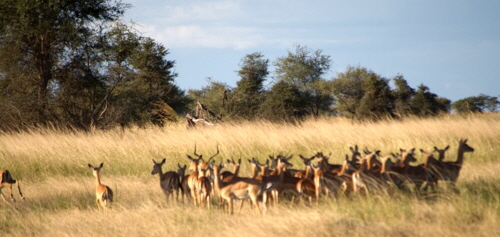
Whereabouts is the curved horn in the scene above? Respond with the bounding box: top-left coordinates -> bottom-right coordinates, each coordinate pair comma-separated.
207,144 -> 220,162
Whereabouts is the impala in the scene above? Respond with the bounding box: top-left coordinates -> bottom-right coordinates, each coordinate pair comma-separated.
294,155 -> 315,179
436,139 -> 474,187
177,164 -> 190,202
211,161 -> 268,215
0,170 -> 25,202
151,158 -> 182,203
187,144 -> 219,207
352,155 -> 395,195
88,163 -> 113,210
434,145 -> 450,161
220,158 -> 241,182
294,156 -> 316,204
195,165 -> 212,209
391,149 -> 432,191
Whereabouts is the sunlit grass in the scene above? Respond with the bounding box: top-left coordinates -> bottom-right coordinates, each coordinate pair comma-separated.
1,113 -> 500,236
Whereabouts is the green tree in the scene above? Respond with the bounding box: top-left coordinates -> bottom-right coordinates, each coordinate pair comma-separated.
274,45 -> 333,117
257,81 -> 307,123
391,75 -> 416,118
227,52 -> 268,120
0,0 -> 129,128
410,84 -> 450,116
357,75 -> 393,120
115,36 -> 189,127
331,66 -> 374,119
452,94 -> 499,113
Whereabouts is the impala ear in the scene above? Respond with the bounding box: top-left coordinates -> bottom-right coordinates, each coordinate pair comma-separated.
99,163 -> 104,168
161,158 -> 166,164
88,164 -> 93,168
445,145 -> 450,151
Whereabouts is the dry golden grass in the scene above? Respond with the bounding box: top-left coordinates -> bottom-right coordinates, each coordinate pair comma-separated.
1,113 -> 500,236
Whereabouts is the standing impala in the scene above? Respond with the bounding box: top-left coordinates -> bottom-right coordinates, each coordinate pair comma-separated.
0,170 -> 25,202
151,158 -> 182,203
436,139 -> 474,187
211,161 -> 268,215
88,163 -> 113,210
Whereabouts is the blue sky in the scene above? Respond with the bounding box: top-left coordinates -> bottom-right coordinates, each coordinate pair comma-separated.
124,0 -> 500,102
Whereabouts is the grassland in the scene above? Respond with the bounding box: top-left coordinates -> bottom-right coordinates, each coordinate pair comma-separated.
1,113 -> 500,237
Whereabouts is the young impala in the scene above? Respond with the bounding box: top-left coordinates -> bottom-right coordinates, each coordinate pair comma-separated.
88,163 -> 113,210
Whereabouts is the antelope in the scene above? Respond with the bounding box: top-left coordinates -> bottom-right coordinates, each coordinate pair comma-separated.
220,158 -> 241,183
351,155 -> 395,195
435,139 -> 474,187
391,149 -> 431,191
187,144 -> 219,207
420,149 -> 441,190
211,161 -> 268,215
294,157 -> 316,205
434,145 -> 450,161
250,157 -> 283,207
0,170 -> 25,202
315,152 -> 342,173
151,159 -> 182,203
294,155 -> 315,179
88,163 -> 113,210
195,164 -> 212,209
177,164 -> 190,202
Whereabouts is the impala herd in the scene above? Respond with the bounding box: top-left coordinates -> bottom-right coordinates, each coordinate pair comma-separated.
0,139 -> 474,215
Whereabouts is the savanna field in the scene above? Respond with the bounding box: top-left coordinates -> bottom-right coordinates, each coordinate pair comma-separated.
1,113 -> 500,237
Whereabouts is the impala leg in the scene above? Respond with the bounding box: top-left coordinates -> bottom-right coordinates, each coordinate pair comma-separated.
8,186 -> 15,201
229,198 -> 234,215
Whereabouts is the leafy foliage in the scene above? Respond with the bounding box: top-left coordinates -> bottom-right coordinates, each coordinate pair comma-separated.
452,94 -> 499,113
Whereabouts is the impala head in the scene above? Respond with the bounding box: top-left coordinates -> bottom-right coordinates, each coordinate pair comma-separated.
459,139 -> 474,153
349,145 -> 362,161
314,152 -> 332,163
88,163 -> 104,177
177,163 -> 187,176
299,154 -> 315,166
400,148 -> 417,164
380,156 -> 395,172
277,155 -> 294,169
209,160 -> 225,176
227,158 -> 241,166
342,155 -> 357,172
433,145 -> 450,161
151,158 -> 166,175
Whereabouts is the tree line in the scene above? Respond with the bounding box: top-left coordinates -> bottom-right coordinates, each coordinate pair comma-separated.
0,0 -> 498,131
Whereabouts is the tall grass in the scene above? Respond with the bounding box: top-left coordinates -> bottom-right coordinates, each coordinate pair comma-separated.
1,113 -> 500,236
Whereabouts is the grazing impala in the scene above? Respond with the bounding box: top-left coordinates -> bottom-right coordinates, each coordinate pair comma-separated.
151,158 -> 182,203
0,170 -> 25,202
88,163 -> 113,210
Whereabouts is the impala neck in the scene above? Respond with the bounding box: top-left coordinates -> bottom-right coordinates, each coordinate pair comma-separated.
95,172 -> 102,185
338,162 -> 347,176
157,167 -> 164,182
304,165 -> 311,178
213,167 -> 224,194
455,147 -> 466,166
233,164 -> 240,177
